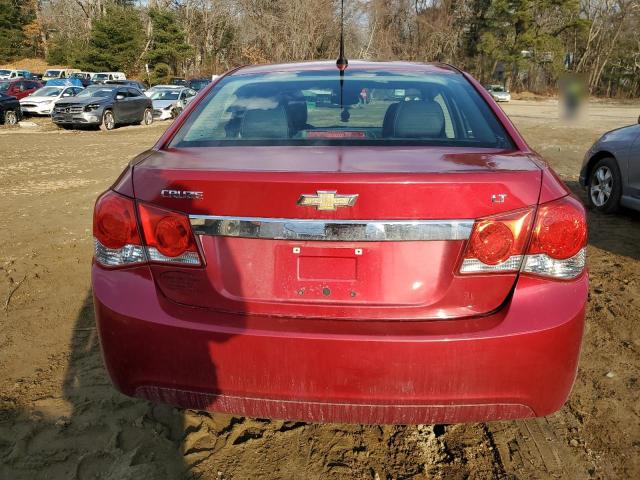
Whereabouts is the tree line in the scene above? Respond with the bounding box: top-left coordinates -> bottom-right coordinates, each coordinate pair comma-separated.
1,0 -> 638,97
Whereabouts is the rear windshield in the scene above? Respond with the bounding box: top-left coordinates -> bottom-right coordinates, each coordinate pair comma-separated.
170,70 -> 514,148
45,70 -> 61,76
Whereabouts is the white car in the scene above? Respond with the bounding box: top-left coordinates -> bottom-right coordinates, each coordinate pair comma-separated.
19,85 -> 84,115
0,69 -> 30,80
92,72 -> 126,83
486,85 -> 511,102
150,87 -> 197,120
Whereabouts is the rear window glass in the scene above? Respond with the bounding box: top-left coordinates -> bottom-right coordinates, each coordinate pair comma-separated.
170,70 -> 514,149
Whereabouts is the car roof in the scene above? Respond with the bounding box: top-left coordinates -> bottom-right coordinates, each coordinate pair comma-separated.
232,60 -> 462,76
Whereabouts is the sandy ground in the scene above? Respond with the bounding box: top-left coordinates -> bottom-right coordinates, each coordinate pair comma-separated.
0,100 -> 639,479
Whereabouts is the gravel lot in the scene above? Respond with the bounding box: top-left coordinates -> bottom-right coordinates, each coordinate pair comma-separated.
1,100 -> 639,479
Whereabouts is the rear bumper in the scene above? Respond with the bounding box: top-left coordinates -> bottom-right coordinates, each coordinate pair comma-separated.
93,265 -> 587,424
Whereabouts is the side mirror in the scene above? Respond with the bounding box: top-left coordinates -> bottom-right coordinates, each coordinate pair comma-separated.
115,94 -> 125,101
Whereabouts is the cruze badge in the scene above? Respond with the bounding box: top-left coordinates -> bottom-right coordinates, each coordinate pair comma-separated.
161,189 -> 203,200
297,190 -> 358,211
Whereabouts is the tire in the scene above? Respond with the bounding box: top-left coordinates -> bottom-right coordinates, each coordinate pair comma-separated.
170,107 -> 180,119
100,110 -> 115,131
141,108 -> 153,126
4,110 -> 18,125
586,157 -> 622,213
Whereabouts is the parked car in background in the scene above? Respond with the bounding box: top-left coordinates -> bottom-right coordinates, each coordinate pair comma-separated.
105,79 -> 147,92
52,84 -> 152,130
486,84 -> 511,102
0,69 -> 31,80
580,120 -> 640,213
45,78 -> 84,88
70,72 -> 94,87
170,77 -> 188,86
144,84 -> 178,98
92,72 -> 126,84
43,68 -> 80,82
92,61 -> 588,425
20,85 -> 84,116
0,79 -> 43,100
188,78 -> 212,91
0,92 -> 22,125
150,86 -> 196,120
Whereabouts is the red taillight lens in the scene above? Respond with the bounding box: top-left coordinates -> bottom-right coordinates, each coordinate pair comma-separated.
138,203 -> 200,263
527,196 -> 587,260
93,191 -> 140,249
460,208 -> 534,274
469,221 -> 514,265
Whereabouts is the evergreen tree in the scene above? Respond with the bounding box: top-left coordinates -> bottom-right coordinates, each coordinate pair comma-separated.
78,5 -> 144,74
0,0 -> 32,62
146,8 -> 193,83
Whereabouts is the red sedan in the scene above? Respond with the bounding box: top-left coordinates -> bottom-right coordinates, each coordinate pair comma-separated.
92,61 -> 587,424
0,78 -> 42,100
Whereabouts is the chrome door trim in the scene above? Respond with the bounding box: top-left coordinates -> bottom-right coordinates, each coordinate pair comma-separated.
189,215 -> 473,242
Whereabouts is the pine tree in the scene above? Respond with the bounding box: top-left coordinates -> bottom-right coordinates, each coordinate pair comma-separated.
0,0 -> 33,62
146,8 -> 193,83
78,5 -> 144,74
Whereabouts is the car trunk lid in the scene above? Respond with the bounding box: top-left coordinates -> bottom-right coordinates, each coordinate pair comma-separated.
132,146 -> 541,320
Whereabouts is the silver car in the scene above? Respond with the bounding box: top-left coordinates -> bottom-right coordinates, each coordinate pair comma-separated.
486,84 -> 511,102
580,119 -> 640,213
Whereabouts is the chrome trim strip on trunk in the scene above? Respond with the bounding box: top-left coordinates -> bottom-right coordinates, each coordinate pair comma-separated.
189,215 -> 473,242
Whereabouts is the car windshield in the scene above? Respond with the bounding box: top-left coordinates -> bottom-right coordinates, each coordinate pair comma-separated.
94,74 -> 108,80
0,82 -> 9,92
77,87 -> 115,98
490,86 -> 505,92
45,70 -> 61,76
0,70 -> 11,76
33,87 -> 63,97
170,70 -> 514,148
151,90 -> 180,100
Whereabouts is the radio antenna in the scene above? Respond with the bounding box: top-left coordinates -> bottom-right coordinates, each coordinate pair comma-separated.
337,0 -> 350,122
336,0 -> 348,71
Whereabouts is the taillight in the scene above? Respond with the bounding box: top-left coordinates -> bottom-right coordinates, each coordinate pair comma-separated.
522,196 -> 586,279
93,190 -> 202,267
460,208 -> 534,273
138,203 -> 201,265
93,191 -> 146,266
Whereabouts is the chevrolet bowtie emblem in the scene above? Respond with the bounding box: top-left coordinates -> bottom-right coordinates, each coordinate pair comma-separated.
297,190 -> 358,211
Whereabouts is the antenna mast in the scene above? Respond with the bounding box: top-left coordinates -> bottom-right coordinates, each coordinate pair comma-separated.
336,0 -> 348,71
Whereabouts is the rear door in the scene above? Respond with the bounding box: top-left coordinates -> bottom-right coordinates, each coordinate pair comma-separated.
127,88 -> 147,121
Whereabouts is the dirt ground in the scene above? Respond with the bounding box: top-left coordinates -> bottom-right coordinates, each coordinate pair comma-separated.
0,100 -> 639,479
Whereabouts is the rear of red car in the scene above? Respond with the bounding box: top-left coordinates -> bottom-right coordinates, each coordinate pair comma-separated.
92,62 -> 587,424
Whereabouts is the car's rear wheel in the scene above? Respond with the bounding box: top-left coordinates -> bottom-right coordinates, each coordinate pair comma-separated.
4,110 -> 18,125
587,157 -> 622,213
101,110 -> 115,131
141,108 -> 153,126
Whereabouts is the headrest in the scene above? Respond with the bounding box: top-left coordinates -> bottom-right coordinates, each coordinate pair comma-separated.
285,100 -> 308,131
382,102 -> 400,137
392,100 -> 445,138
240,106 -> 290,139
